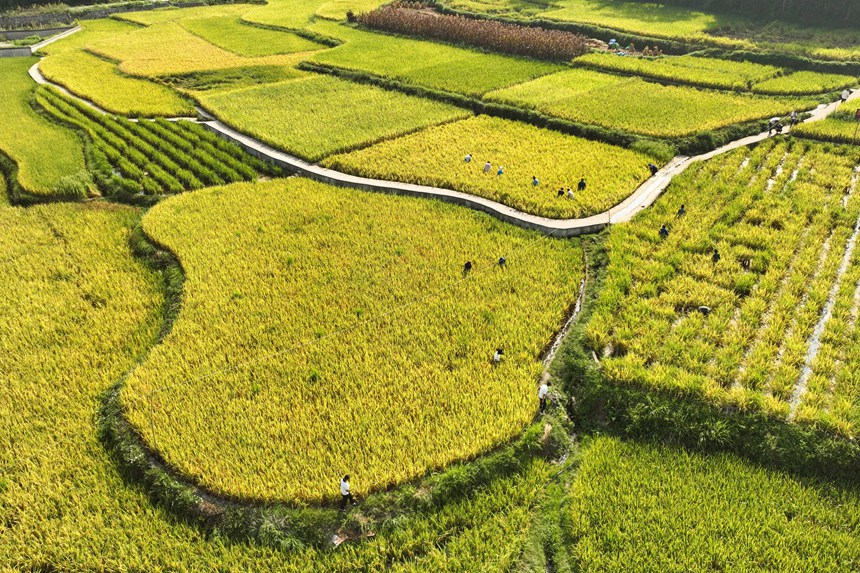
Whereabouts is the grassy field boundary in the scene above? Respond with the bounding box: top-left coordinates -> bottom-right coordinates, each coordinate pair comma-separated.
553,233 -> 860,485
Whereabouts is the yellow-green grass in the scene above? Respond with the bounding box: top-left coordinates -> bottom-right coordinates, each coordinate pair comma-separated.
40,50 -> 194,117
793,118 -> 860,145
195,75 -> 470,161
323,115 -> 653,218
38,18 -> 139,56
315,0 -> 388,20
308,20 -> 563,96
0,58 -> 85,196
752,71 -> 858,95
242,0 -> 329,30
569,437 -> 860,572
576,52 -> 780,90
88,21 -> 311,77
586,139 -> 860,426
541,0 -> 748,48
486,69 -> 815,138
114,3 -> 250,26
0,199 -> 552,570
180,16 -> 324,57
122,177 -> 583,502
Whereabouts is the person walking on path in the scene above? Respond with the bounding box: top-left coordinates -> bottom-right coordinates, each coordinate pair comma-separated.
538,381 -> 551,413
483,161 -> 491,174
464,153 -> 472,163
339,475 -> 356,511
790,110 -> 798,126
659,224 -> 669,239
577,178 -> 587,192
842,89 -> 851,103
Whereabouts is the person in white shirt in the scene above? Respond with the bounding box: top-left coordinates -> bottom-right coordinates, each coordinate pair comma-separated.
339,475 -> 356,511
538,382 -> 551,413
492,348 -> 503,365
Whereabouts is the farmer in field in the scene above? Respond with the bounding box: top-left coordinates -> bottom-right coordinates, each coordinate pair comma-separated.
538,381 -> 551,413
492,348 -> 503,365
498,256 -> 507,267
649,163 -> 659,176
532,175 -> 540,187
659,224 -> 669,239
483,161 -> 491,174
497,165 -> 505,176
567,188 -> 574,199
558,187 -> 565,197
339,475 -> 356,511
712,249 -> 721,263
578,177 -> 587,192
676,204 -> 686,217
464,153 -> 472,163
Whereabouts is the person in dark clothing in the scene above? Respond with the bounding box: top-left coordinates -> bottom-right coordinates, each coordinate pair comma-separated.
558,187 -> 565,197
712,249 -> 721,263
464,261 -> 473,275
659,224 -> 669,239
577,178 -> 587,192
498,256 -> 507,267
741,257 -> 751,270
339,475 -> 356,511
648,163 -> 659,176
676,204 -> 686,218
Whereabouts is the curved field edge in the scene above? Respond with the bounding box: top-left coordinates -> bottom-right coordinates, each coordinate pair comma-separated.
552,229 -> 860,485
100,225 -> 576,547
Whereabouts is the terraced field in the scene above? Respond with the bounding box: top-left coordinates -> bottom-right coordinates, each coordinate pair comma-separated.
121,177 -> 583,502
586,139 -> 860,434
324,115 -> 654,218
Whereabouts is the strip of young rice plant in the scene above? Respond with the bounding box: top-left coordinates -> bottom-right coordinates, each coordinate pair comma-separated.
568,437 -> 860,572
576,52 -> 780,91
0,58 -> 86,196
307,20 -> 562,96
88,21 -> 312,77
180,17 -> 325,57
323,115 -> 654,219
584,139 -> 860,430
195,75 -> 470,162
39,50 -> 194,117
36,87 -> 271,198
487,69 -> 816,138
0,200 -> 550,571
752,71 -> 859,95
122,177 -> 583,503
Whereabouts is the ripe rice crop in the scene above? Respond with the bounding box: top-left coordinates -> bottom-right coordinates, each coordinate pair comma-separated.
569,437 -> 860,572
39,18 -> 139,56
358,3 -> 587,61
195,75 -> 470,161
88,22 -> 309,77
585,138 -> 860,431
323,115 -> 654,218
576,52 -> 780,91
40,50 -> 195,117
121,177 -> 584,502
242,0 -> 331,29
308,20 -> 562,95
752,71 -> 858,95
0,58 -> 85,197
114,3 -> 250,26
180,17 -> 325,57
486,69 -> 816,137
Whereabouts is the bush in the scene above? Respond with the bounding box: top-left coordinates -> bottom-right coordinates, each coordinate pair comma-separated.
54,169 -> 94,198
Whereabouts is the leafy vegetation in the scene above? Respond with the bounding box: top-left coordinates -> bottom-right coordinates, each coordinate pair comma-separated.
358,2 -> 587,61
308,20 -> 562,96
0,57 -> 85,197
585,139 -> 860,432
577,52 -> 780,90
37,87 -> 271,200
195,75 -> 470,161
568,437 -> 860,572
323,115 -> 654,218
486,69 -> 816,137
122,177 -> 583,502
39,50 -> 194,117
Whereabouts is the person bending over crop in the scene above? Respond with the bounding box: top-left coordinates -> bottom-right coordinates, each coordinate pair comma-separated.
558,187 -> 564,197
463,261 -> 473,276
340,475 -> 356,511
712,249 -> 721,264
483,161 -> 491,174
676,204 -> 686,218
497,166 -> 504,176
498,256 -> 507,267
532,176 -> 540,187
464,153 -> 472,163
567,188 -> 574,199
577,178 -> 587,192
649,163 -> 659,176
659,224 -> 669,239
492,348 -> 503,365
538,381 -> 551,413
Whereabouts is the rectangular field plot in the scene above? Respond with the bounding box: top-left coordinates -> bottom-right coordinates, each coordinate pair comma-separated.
308,21 -> 562,96
40,51 -> 194,117
323,115 -> 654,219
569,437 -> 860,572
39,18 -> 140,56
576,52 -> 780,91
88,21 -> 307,77
752,70 -> 858,95
486,69 -> 815,137
180,17 -> 325,57
0,58 -> 85,196
196,75 -> 470,161
114,3 -> 250,26
586,139 -> 860,436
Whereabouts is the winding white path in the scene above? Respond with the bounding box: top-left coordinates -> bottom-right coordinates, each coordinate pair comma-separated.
29,59 -> 858,236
